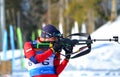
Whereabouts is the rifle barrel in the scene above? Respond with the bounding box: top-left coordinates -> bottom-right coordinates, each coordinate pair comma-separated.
92,39 -> 116,42
78,39 -> 117,42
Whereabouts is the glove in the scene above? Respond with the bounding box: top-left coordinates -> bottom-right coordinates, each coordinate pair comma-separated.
52,40 -> 63,53
63,45 -> 73,60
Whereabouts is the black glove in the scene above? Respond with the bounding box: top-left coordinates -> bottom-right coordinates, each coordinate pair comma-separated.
52,40 -> 63,53
63,45 -> 73,60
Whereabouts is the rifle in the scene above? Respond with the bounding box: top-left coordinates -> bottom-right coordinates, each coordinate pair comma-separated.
32,33 -> 119,59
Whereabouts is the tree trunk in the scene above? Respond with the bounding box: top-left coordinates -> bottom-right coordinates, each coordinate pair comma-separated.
87,9 -> 95,33
110,0 -> 117,21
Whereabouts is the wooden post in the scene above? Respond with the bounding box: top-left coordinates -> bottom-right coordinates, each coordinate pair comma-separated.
0,61 -> 12,75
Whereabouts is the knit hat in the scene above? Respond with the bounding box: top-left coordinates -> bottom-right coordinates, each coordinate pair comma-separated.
41,24 -> 61,38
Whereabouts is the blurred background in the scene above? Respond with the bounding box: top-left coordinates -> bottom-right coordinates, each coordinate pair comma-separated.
0,0 -> 120,77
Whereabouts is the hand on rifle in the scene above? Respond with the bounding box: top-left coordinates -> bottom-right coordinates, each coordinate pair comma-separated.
52,40 -> 63,53
63,45 -> 73,60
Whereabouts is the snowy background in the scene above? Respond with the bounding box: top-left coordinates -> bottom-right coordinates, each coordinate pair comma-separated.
1,17 -> 120,77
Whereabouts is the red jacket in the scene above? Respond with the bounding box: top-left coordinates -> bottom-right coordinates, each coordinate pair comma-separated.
24,40 -> 69,77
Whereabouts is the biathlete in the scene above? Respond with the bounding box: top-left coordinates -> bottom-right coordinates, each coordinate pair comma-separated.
24,24 -> 73,77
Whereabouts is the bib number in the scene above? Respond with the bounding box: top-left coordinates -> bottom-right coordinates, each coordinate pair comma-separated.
42,58 -> 49,65
28,58 -> 50,66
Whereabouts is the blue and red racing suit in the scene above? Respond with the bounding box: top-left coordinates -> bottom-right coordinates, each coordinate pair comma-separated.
24,39 -> 69,77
